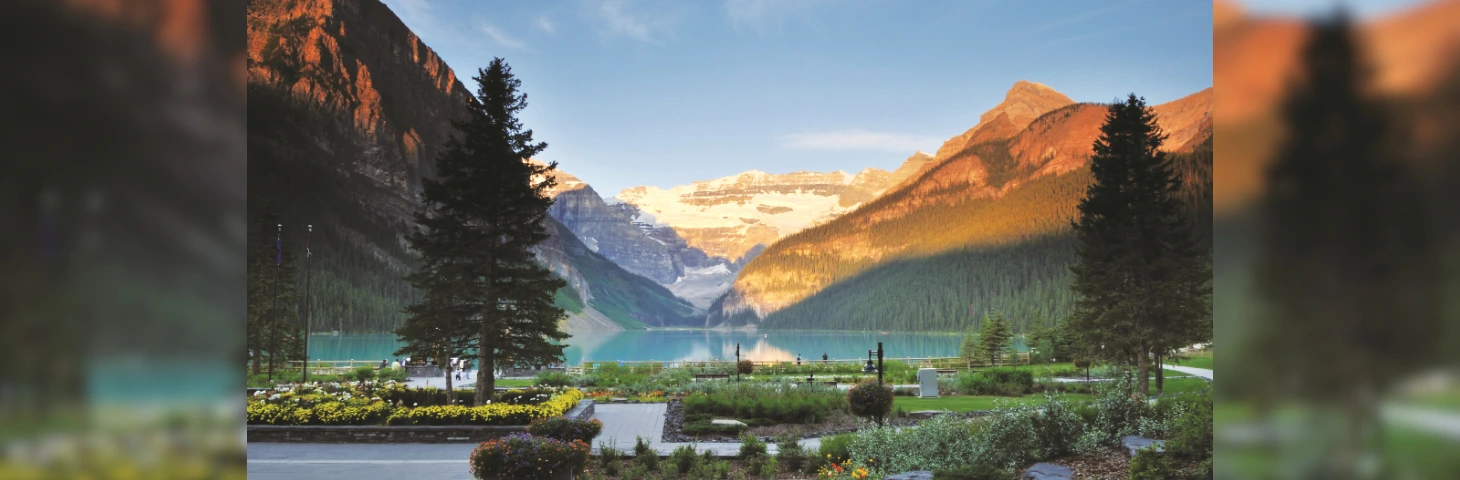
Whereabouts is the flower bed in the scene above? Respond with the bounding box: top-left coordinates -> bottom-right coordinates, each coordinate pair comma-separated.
469,433 -> 589,480
246,382 -> 584,426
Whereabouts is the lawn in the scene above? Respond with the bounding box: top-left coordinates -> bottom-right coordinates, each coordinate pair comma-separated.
893,392 -> 1093,412
1171,351 -> 1214,371
495,378 -> 536,388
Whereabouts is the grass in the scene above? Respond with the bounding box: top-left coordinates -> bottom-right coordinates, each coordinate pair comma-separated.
893,392 -> 1093,412
1171,351 -> 1213,371
496,378 -> 535,388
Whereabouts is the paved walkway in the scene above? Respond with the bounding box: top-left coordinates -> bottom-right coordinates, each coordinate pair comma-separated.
248,402 -> 824,479
1162,364 -> 1213,380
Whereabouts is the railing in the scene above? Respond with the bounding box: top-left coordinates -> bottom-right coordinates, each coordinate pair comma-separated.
578,354 -> 1030,373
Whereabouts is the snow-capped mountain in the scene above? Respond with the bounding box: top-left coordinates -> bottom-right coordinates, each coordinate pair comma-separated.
615,152 -> 934,262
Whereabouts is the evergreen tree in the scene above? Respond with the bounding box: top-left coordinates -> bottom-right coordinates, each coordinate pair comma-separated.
397,58 -> 569,405
1249,12 -> 1438,472
959,326 -> 980,366
976,311 -> 1014,365
247,208 -> 305,377
1066,94 -> 1211,396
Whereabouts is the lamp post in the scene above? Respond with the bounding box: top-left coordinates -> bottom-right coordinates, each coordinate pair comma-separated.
268,223 -> 281,381
735,343 -> 741,381
302,224 -> 312,383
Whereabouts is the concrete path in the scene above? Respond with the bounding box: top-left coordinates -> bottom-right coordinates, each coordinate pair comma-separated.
1162,364 -> 1213,380
1383,405 -> 1460,441
248,402 -> 826,479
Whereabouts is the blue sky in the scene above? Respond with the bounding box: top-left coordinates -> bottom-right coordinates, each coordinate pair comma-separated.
381,0 -> 1213,197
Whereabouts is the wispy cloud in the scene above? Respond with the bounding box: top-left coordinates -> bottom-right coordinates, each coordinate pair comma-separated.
780,130 -> 941,153
1031,0 -> 1148,32
723,0 -> 831,35
478,23 -> 527,50
593,0 -> 678,43
536,15 -> 556,34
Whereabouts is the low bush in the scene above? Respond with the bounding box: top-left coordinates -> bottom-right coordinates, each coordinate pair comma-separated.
892,386 -> 918,397
572,374 -> 600,388
468,433 -> 589,480
343,365 -> 377,382
1073,374 -> 1148,453
377,367 -> 408,382
747,454 -> 778,480
526,417 -> 603,444
955,368 -> 1033,396
774,435 -> 807,474
1128,446 -> 1177,480
815,433 -> 855,471
738,433 -> 767,458
969,403 -> 1037,471
535,371 -> 572,387
669,444 -> 700,477
737,360 -> 754,375
682,381 -> 845,425
846,381 -> 894,426
597,440 -> 623,471
1029,393 -> 1085,458
933,464 -> 1014,480
1164,390 -> 1213,461
633,436 -> 659,472
848,414 -> 982,474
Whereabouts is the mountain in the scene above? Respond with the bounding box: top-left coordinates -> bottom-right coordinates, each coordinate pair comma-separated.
539,161 -> 723,288
707,84 -> 1213,331
247,0 -> 695,332
616,152 -> 934,263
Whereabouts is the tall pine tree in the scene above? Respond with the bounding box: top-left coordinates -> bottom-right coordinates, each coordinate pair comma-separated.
976,311 -> 1014,366
397,58 -> 569,405
1067,94 -> 1210,396
247,208 -> 305,377
1249,13 -> 1438,473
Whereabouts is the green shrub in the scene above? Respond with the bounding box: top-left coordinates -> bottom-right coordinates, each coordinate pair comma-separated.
747,454 -> 777,480
526,417 -> 603,444
847,382 -> 894,426
377,367 -> 408,382
535,371 -> 572,387
572,374 -> 600,388
816,433 -> 855,471
1165,391 -> 1213,461
351,365 -> 377,381
670,444 -> 701,477
597,440 -> 623,470
737,360 -> 754,375
933,464 -> 1014,480
970,404 -> 1037,471
1030,393 -> 1084,458
468,433 -> 589,480
738,433 -> 767,458
1128,446 -> 1177,480
848,414 -> 982,474
1073,374 -> 1148,452
633,436 -> 659,471
774,435 -> 807,473
681,382 -> 845,425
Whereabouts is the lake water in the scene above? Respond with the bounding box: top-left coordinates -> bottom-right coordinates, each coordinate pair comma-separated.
307,330 -> 1028,365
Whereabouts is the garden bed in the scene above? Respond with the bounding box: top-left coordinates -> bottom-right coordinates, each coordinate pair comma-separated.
245,381 -> 585,427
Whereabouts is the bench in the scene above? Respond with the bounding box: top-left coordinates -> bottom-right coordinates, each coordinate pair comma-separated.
693,373 -> 731,380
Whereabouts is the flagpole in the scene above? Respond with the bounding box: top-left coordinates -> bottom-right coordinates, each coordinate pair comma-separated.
268,223 -> 281,381
303,224 -> 312,383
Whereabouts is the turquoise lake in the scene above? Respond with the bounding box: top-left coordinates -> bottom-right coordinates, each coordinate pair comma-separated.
307,330 -> 1028,365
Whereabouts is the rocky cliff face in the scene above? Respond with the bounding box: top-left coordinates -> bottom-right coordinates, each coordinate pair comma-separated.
708,83 -> 1214,326
616,153 -> 933,262
247,0 -> 692,331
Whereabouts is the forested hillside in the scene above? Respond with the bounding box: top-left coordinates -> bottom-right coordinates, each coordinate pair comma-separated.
545,219 -> 698,329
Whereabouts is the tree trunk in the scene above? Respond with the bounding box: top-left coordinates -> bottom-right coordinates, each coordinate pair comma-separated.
1154,352 -> 1164,395
444,349 -> 455,405
251,350 -> 261,375
1136,343 -> 1150,397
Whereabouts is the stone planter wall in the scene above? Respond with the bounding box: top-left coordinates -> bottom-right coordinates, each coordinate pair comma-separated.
247,399 -> 596,443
